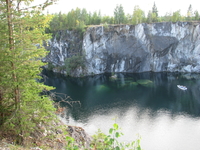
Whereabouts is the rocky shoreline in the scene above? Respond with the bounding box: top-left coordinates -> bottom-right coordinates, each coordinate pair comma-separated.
0,116 -> 92,150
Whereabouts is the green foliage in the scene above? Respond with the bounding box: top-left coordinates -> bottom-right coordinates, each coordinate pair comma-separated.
64,123 -> 142,149
103,22 -> 109,31
48,4 -> 200,33
152,2 -> 158,18
132,6 -> 145,25
102,16 -> 115,24
89,11 -> 102,25
172,10 -> 182,22
65,136 -> 80,150
47,62 -> 55,70
0,0 -> 57,145
49,12 -> 68,33
114,4 -> 125,24
76,20 -> 87,34
150,2 -> 158,23
146,11 -> 153,23
187,4 -> 193,21
91,123 -> 142,150
194,10 -> 200,21
64,54 -> 85,74
48,8 -> 102,33
162,12 -> 173,22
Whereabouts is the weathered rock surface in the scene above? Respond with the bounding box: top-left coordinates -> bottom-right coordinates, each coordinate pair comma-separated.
44,30 -> 83,67
67,125 -> 92,149
44,22 -> 200,77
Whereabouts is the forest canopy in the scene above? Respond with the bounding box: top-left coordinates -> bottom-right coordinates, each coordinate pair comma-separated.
47,3 -> 200,33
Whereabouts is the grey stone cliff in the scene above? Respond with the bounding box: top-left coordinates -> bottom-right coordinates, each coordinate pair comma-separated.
44,22 -> 200,77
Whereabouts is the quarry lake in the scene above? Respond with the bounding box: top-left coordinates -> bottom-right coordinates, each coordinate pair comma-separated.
43,71 -> 200,150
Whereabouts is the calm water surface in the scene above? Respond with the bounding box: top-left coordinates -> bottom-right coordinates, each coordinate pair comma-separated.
43,71 -> 200,150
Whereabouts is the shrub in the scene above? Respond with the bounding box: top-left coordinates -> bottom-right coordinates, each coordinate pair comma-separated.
76,21 -> 86,33
65,123 -> 142,150
64,54 -> 85,74
91,123 -> 142,150
103,22 -> 109,31
47,62 -> 55,70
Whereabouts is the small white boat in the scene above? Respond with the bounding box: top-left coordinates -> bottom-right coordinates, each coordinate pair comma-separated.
177,85 -> 187,90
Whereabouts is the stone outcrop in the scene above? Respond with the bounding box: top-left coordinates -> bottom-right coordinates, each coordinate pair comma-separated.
44,22 -> 200,77
67,125 -> 92,149
44,30 -> 83,67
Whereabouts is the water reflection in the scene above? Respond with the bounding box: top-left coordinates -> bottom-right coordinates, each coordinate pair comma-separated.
43,71 -> 200,150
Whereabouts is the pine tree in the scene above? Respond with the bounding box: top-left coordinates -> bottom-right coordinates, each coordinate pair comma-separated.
0,0 -> 57,145
187,4 -> 193,21
147,11 -> 153,23
194,10 -> 200,21
152,2 -> 158,17
152,2 -> 158,22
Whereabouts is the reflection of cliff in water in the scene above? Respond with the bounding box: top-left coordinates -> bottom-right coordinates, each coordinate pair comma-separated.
43,70 -> 200,118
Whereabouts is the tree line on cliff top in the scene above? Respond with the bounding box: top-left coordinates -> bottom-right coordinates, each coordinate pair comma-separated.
48,3 -> 200,33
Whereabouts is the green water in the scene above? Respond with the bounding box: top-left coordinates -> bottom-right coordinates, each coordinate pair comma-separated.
43,71 -> 200,150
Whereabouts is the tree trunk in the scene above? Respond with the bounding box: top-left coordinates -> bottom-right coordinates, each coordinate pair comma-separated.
6,0 -> 20,111
0,89 -> 3,125
6,0 -> 22,144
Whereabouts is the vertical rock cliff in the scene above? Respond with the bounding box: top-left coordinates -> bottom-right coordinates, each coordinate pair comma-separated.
44,22 -> 200,77
43,30 -> 82,69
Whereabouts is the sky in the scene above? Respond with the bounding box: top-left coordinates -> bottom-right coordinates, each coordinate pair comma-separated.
44,0 -> 199,16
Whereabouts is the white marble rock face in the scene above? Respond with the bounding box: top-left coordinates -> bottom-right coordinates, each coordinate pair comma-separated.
45,22 -> 200,77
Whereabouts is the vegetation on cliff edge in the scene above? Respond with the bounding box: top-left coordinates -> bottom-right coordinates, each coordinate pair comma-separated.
47,3 -> 200,33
